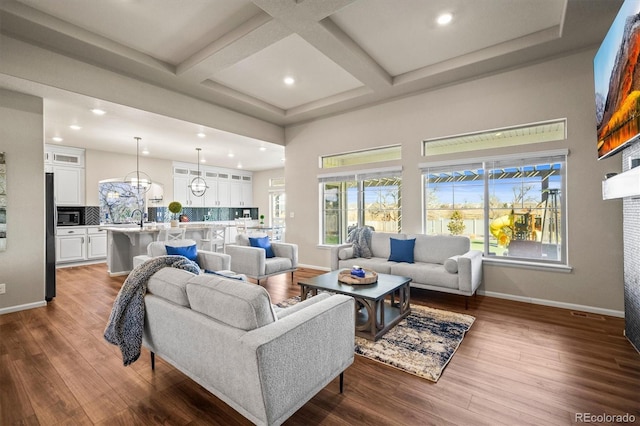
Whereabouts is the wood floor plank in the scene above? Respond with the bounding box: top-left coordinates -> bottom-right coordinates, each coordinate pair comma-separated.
0,354 -> 37,424
1,263 -> 639,425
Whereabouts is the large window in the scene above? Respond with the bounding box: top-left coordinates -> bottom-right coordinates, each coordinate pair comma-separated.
422,150 -> 567,265
320,169 -> 402,244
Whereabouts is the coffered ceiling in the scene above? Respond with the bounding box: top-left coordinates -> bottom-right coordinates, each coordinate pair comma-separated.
0,0 -> 622,170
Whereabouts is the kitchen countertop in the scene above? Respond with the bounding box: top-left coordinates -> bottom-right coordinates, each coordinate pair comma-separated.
100,221 -> 234,233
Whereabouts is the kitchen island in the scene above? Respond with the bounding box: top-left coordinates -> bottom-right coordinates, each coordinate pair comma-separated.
101,222 -> 237,276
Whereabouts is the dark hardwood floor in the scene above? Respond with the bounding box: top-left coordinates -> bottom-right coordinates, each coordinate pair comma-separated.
1,263 -> 639,425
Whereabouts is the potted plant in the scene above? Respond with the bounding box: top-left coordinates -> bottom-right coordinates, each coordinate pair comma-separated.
259,214 -> 265,225
168,201 -> 182,227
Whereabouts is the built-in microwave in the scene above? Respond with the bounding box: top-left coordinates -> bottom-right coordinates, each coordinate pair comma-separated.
57,208 -> 81,226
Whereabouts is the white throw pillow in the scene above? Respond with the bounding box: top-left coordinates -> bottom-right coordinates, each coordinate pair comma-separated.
338,247 -> 354,260
444,255 -> 460,274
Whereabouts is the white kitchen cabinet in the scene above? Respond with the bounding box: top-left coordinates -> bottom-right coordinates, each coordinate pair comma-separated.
46,145 -> 85,206
203,171 -> 231,207
173,167 -> 205,207
54,166 -> 85,205
217,173 -> 231,206
56,228 -> 86,263
230,174 -> 253,206
56,226 -> 106,264
173,163 -> 251,208
87,227 -> 107,259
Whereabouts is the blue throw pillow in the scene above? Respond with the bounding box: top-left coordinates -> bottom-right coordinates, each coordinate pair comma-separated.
388,238 -> 415,263
165,244 -> 198,262
249,236 -> 275,258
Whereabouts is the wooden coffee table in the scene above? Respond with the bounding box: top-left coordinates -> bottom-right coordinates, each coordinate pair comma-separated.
298,270 -> 411,341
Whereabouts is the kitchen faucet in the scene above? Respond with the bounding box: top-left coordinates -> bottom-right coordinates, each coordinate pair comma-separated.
131,209 -> 144,229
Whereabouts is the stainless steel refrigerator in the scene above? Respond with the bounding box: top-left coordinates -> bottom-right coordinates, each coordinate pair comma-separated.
46,172 -> 56,301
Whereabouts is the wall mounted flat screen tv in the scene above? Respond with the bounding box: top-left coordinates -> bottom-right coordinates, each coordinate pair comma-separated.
595,0 -> 640,160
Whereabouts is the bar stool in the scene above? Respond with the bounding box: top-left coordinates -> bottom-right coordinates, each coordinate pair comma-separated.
199,226 -> 226,252
158,227 -> 186,242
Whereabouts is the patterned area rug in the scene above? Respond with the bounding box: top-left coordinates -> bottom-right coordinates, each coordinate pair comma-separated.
276,296 -> 475,382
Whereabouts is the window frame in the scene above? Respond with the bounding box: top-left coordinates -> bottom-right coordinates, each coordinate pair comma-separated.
319,166 -> 402,245
420,149 -> 569,269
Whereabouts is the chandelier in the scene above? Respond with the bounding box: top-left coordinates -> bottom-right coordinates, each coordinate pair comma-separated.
124,137 -> 152,193
190,147 -> 208,197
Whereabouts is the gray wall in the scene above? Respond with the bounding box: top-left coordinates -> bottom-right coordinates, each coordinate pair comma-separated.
285,49 -> 625,314
0,89 -> 46,312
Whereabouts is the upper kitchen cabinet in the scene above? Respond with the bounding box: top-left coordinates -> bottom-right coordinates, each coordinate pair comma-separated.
229,174 -> 252,207
173,166 -> 205,207
172,163 -> 252,208
46,145 -> 85,206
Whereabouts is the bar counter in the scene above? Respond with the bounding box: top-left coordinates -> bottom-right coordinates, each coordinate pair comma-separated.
101,222 -> 236,276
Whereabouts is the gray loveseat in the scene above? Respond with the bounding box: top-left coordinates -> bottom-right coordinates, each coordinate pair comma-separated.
142,267 -> 355,426
331,232 -> 482,305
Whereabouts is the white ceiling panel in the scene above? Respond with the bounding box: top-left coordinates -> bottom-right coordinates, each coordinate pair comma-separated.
41,95 -> 284,172
210,34 -> 364,110
331,0 -> 566,76
15,0 -> 262,65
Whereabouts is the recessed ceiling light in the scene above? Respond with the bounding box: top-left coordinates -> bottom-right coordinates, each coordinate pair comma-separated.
91,108 -> 106,115
197,132 -> 206,138
52,136 -> 63,142
69,124 -> 82,130
237,163 -> 243,169
228,153 -> 235,158
284,76 -> 295,86
142,148 -> 150,155
259,146 -> 267,151
436,12 -> 453,26
200,157 -> 206,163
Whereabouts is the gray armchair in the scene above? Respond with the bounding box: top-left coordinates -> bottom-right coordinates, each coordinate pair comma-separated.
225,234 -> 298,284
133,239 -> 231,272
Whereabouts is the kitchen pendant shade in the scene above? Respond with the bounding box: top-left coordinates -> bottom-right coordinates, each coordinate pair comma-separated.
124,137 -> 152,193
190,147 -> 208,197
124,170 -> 152,191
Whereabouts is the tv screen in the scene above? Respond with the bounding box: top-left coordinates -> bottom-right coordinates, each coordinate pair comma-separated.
595,0 -> 640,160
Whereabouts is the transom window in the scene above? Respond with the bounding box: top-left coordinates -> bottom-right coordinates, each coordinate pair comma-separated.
321,145 -> 401,168
423,119 -> 566,156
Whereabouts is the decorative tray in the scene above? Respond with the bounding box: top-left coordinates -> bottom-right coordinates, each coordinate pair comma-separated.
338,269 -> 378,285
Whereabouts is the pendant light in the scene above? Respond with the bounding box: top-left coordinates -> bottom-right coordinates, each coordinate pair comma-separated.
190,147 -> 208,197
124,137 -> 152,193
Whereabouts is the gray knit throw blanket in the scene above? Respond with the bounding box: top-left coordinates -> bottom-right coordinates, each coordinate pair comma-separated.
104,255 -> 200,366
348,227 -> 373,258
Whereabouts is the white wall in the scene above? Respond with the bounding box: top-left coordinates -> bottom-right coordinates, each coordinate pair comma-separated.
0,89 -> 46,312
85,149 -> 174,206
285,49 -> 625,313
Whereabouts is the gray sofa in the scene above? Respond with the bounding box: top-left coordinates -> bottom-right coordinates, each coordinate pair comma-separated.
331,232 -> 482,304
142,267 -> 355,426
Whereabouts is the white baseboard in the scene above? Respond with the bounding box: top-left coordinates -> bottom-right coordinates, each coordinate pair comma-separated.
0,300 -> 47,315
296,264 -> 625,318
477,290 -> 625,318
56,260 -> 106,268
298,263 -> 330,271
